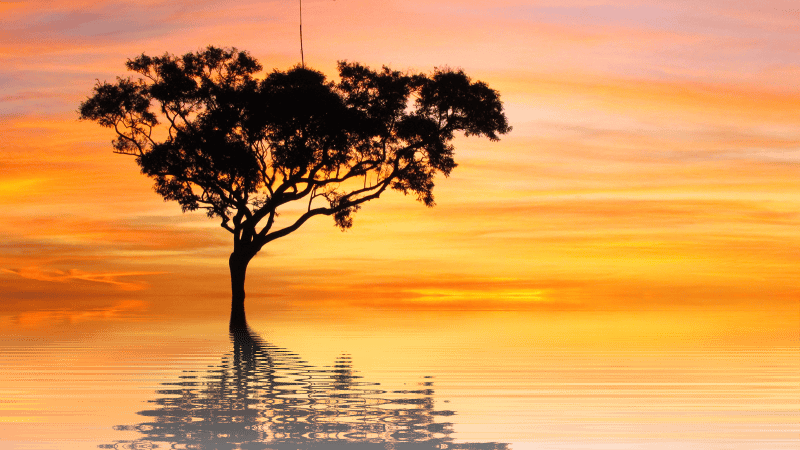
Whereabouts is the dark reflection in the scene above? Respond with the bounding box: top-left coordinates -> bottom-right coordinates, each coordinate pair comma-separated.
102,324 -> 508,449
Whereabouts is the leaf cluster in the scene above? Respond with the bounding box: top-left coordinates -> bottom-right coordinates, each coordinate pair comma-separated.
80,46 -> 510,254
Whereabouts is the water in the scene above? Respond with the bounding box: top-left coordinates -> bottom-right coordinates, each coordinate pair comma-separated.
1,309 -> 798,449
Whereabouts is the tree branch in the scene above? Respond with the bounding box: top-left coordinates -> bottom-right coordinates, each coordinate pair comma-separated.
258,168 -> 396,248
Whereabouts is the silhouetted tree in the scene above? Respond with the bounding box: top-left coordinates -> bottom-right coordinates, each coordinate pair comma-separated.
80,46 -> 510,328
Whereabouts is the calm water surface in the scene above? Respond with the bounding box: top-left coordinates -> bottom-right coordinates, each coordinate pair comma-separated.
1,309 -> 798,449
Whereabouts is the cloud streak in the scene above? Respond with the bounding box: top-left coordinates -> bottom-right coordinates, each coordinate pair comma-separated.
2,267 -> 166,291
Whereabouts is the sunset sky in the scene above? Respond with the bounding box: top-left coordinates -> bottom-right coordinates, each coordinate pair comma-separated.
1,0 -> 798,340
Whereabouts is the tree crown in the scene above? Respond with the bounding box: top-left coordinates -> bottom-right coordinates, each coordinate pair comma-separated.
80,46 -> 510,253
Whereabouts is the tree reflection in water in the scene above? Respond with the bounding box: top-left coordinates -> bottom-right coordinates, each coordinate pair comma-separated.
102,325 -> 508,449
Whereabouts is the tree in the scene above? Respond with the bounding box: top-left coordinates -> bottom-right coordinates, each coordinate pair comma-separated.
80,46 -> 510,329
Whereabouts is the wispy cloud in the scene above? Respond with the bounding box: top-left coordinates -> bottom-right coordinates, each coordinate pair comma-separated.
2,267 -> 166,291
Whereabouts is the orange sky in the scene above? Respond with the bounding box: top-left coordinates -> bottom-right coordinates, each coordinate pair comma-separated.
1,1 -> 798,337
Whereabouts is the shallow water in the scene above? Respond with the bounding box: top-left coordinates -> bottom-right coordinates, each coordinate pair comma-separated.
1,309 -> 798,449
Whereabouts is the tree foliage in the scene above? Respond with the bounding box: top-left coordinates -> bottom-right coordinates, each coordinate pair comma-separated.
80,46 -> 510,259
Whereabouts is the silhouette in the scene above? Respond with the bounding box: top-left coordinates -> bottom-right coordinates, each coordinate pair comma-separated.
100,324 -> 509,449
79,47 -> 510,328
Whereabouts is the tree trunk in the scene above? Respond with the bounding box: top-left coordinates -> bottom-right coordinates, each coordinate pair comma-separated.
229,251 -> 251,332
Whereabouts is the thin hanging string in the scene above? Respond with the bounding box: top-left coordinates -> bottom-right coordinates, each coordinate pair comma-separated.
299,0 -> 305,68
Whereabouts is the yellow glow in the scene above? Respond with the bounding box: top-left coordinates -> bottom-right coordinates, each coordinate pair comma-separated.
408,287 -> 548,303
0,178 -> 46,200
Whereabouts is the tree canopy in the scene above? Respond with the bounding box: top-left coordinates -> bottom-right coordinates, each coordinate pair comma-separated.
80,46 -> 510,325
